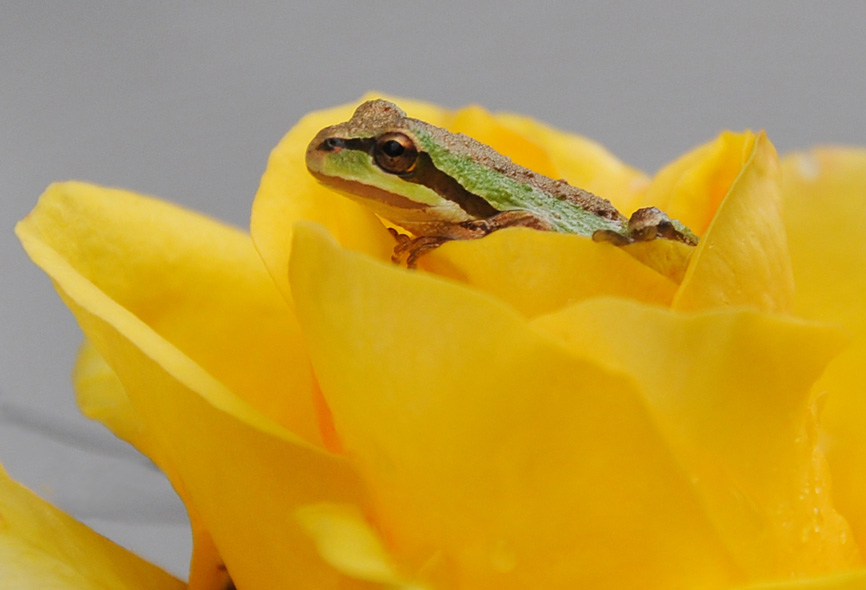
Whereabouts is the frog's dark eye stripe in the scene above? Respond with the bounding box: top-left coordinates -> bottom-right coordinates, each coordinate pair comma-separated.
317,134 -> 499,219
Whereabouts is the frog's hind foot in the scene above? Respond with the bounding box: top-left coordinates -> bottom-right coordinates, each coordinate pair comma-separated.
627,207 -> 698,245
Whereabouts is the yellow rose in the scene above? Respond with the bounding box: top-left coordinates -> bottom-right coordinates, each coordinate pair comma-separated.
11,95 -> 866,589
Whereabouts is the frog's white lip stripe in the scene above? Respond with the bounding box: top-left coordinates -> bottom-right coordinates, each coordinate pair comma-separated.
314,137 -> 500,219
308,168 -> 429,210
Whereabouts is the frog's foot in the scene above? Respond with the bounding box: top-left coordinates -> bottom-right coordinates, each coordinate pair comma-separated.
390,232 -> 453,269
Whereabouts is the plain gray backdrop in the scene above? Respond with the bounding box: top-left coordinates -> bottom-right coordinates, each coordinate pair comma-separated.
3,2 -> 865,579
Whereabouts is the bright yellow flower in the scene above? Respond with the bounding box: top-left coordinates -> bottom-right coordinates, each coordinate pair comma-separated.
12,94 -> 866,589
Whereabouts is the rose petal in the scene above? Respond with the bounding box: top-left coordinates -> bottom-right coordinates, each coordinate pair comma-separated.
74,341 -> 232,590
421,228 -> 677,317
532,298 -> 859,579
734,568 -> 866,590
781,148 -> 866,556
294,503 -> 412,586
674,132 -> 795,312
18,181 -> 319,443
290,222 -> 740,589
17,186 -> 373,589
0,465 -> 184,589
641,131 -> 758,236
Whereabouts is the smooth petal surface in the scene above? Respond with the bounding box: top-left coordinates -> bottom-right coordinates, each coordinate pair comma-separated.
18,181 -> 319,443
735,569 -> 866,590
17,185 -> 373,589
74,341 -> 231,590
532,298 -> 859,579
290,222 -> 741,589
0,465 -> 184,589
674,133 -> 795,312
781,148 -> 866,556
422,228 -> 678,317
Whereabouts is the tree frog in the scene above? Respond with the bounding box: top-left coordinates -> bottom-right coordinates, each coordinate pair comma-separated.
306,100 -> 697,267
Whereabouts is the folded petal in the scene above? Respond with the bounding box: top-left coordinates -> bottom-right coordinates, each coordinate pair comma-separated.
290,222 -> 742,589
674,133 -> 795,312
0,464 -> 184,589
532,298 -> 859,578
18,181 -> 319,443
781,148 -> 866,556
641,131 -> 758,236
17,185 -> 373,589
422,228 -> 677,317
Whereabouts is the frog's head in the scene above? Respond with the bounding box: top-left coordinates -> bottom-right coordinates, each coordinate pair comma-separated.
305,100 -> 476,234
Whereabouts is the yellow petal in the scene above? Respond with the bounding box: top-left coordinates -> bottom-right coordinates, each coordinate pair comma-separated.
74,340 -> 231,590
734,568 -> 866,590
532,298 -> 859,579
781,148 -> 866,557
0,464 -> 184,589
494,111 -> 650,212
18,181 -> 320,444
641,131 -> 758,236
290,222 -> 741,589
17,186 -> 374,589
674,132 -> 795,312
295,503 -> 418,587
74,339 -> 149,456
421,227 -> 677,317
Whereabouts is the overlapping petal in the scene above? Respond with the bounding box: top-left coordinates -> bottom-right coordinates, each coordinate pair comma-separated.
532,298 -> 858,578
16,183 -> 373,589
290,222 -> 742,589
422,228 -> 678,317
0,464 -> 184,589
673,132 -> 794,312
14,94 -> 866,590
781,148 -> 866,556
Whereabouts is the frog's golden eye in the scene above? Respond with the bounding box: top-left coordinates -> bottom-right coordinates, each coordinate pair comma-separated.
374,132 -> 418,174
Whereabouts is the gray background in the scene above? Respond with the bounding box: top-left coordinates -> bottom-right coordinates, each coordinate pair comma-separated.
2,2 -> 865,579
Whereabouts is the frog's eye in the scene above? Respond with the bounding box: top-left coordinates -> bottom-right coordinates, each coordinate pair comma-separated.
374,132 -> 418,174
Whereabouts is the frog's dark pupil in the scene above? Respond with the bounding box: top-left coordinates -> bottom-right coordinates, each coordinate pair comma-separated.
382,140 -> 404,157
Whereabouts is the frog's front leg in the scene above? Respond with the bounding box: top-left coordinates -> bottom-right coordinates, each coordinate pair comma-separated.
390,210 -> 555,268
